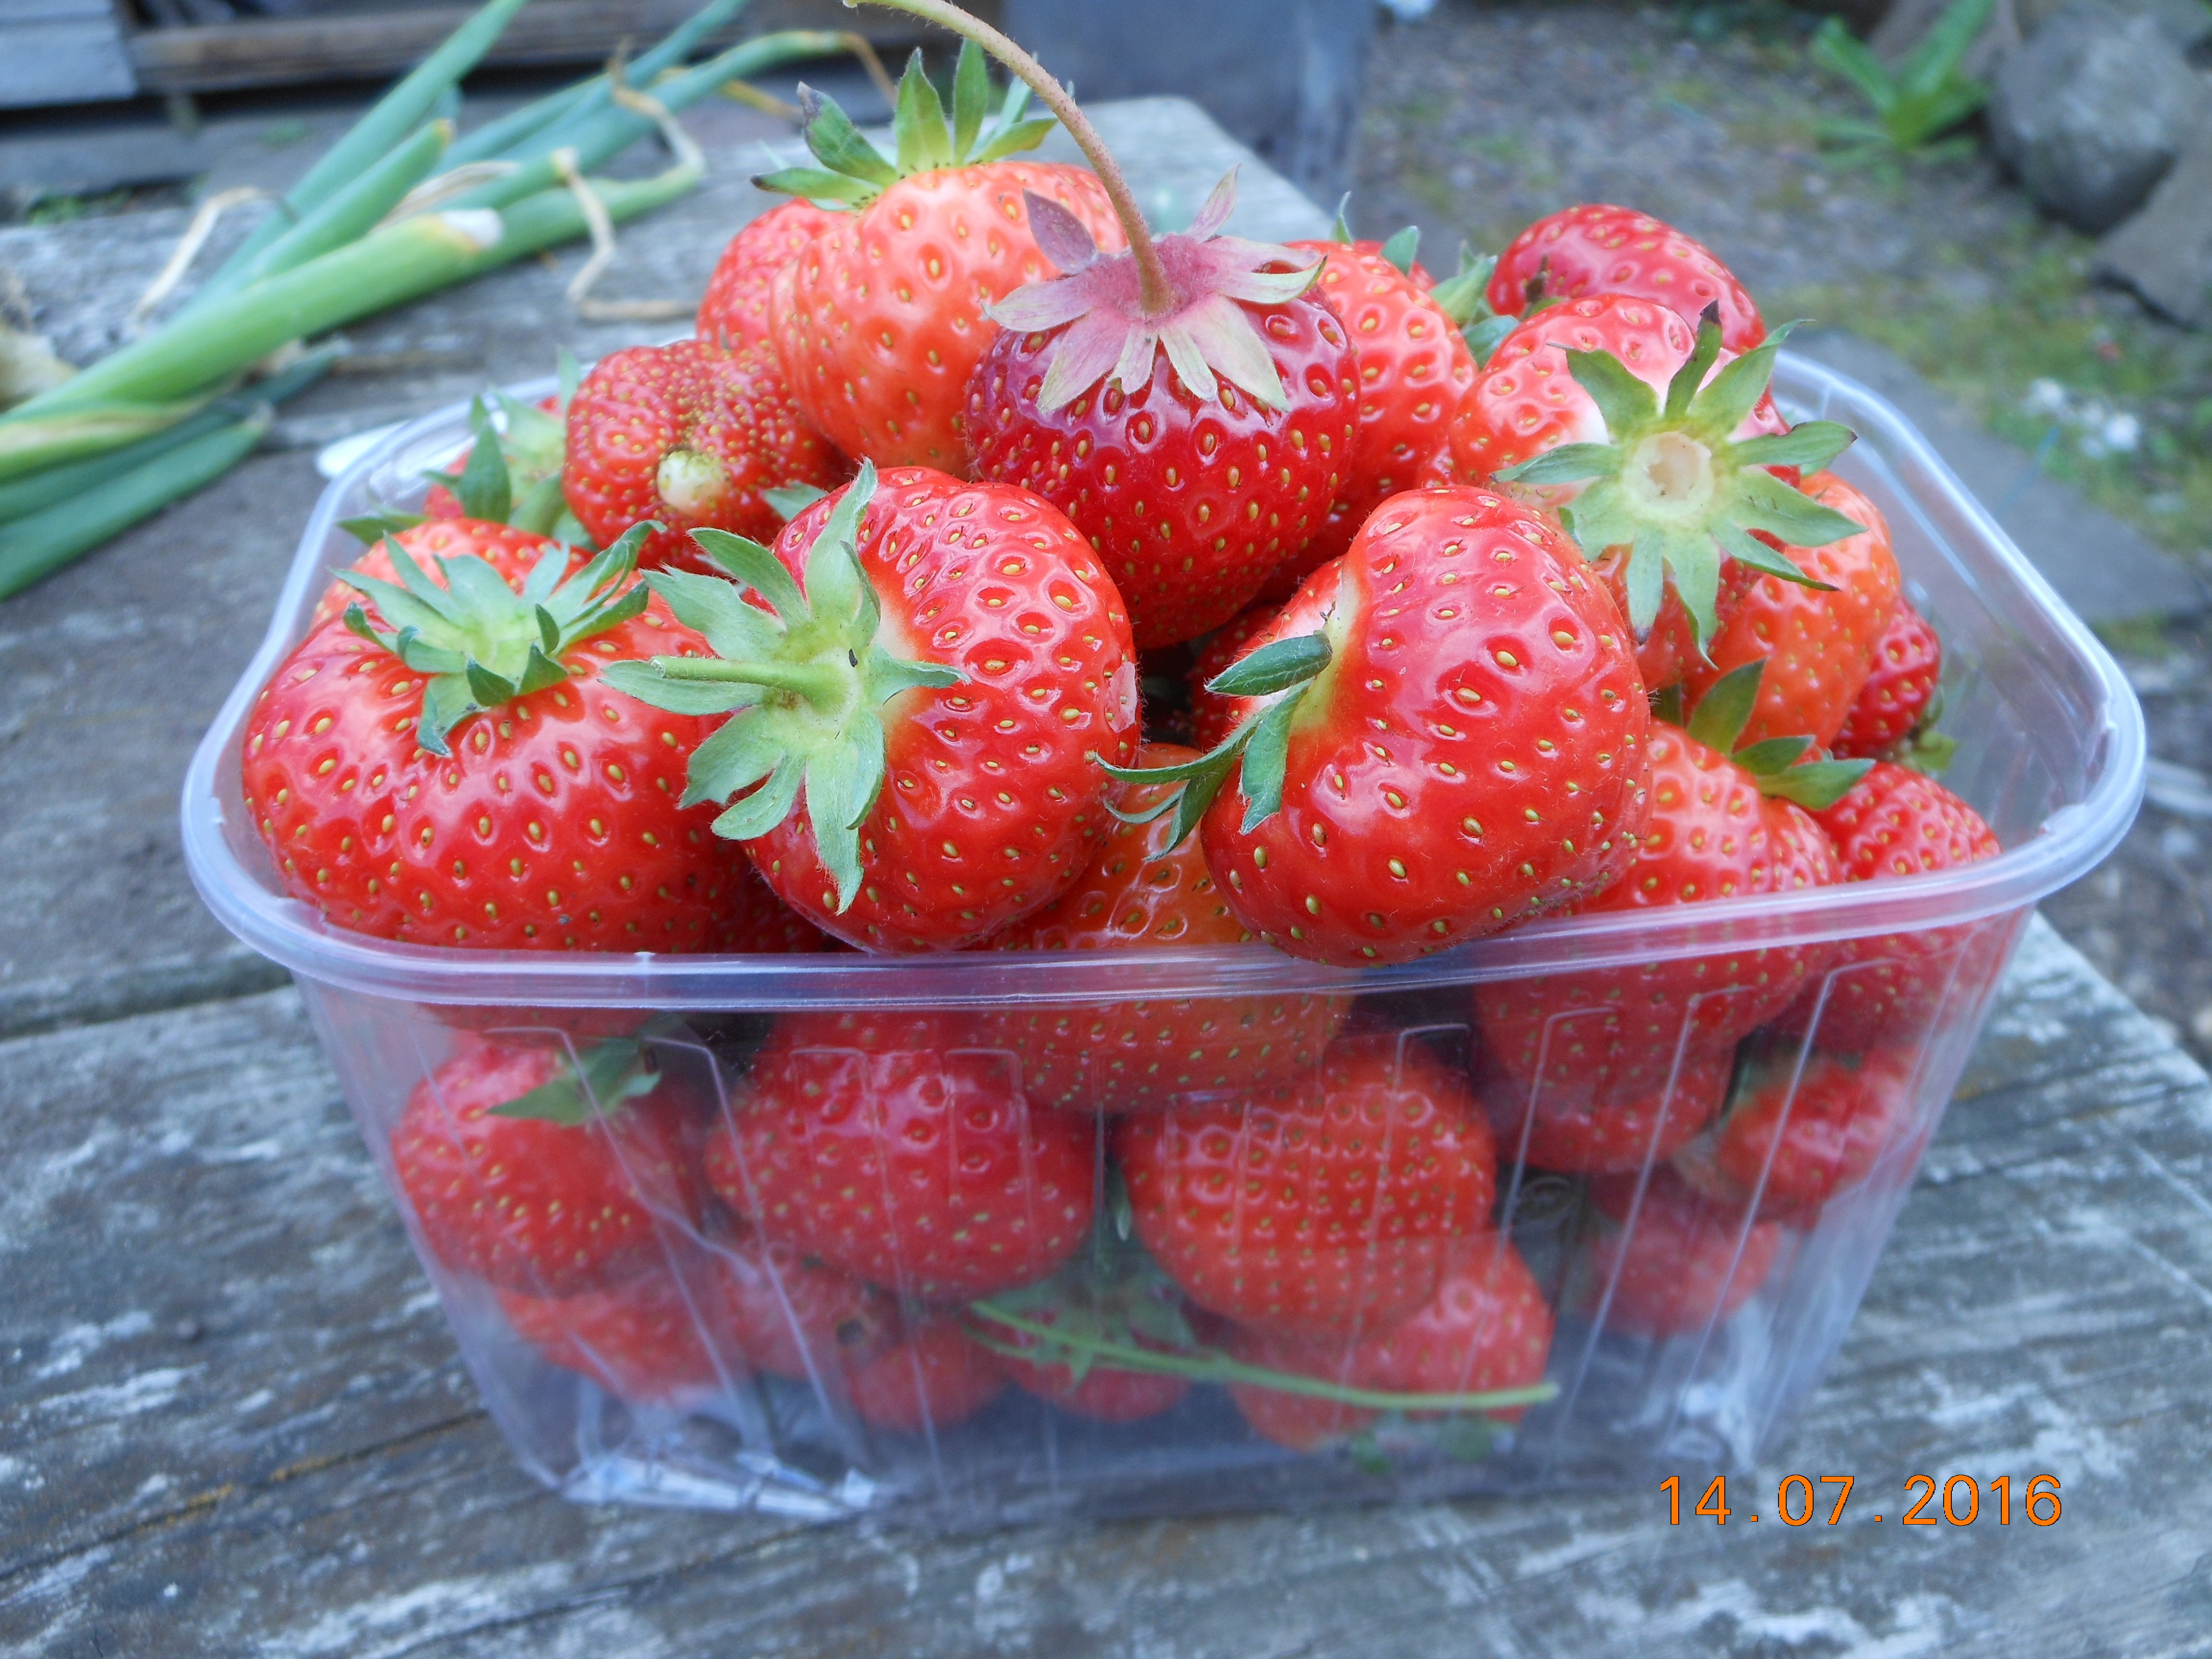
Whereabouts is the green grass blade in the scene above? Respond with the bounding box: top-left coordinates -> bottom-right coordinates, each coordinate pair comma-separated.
1810,17 -> 1897,113
1901,0 -> 1995,99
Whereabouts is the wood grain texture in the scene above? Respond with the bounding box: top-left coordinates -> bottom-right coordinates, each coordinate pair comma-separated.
4,919 -> 2208,1659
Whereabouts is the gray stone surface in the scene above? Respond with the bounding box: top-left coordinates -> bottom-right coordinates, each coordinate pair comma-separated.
1989,1 -> 2210,234
5,921 -> 2211,1657
2095,123 -> 2212,326
2014,0 -> 2212,41
1792,329 -> 2209,622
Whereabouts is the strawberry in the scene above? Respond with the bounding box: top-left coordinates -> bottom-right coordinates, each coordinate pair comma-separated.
978,1256 -> 1198,1423
1185,599 -> 1280,753
1689,1047 -> 1919,1222
711,1225 -> 899,1382
1117,1032 -> 1497,1337
985,742 -> 1347,1114
309,515 -> 566,629
721,861 -> 831,953
1123,487 -> 1649,966
498,1269 -> 722,1405
391,1034 -> 696,1297
1484,1044 -> 1731,1175
1834,595 -> 1945,760
1221,1324 -> 1378,1451
1486,204 -> 1766,354
1259,228 -> 1478,597
245,526 -> 761,952
964,172 -> 1357,647
1682,472 -> 1901,749
1780,761 -> 2003,1052
846,1320 -> 1008,1432
419,382 -> 575,535
697,198 -> 839,353
1446,296 -> 1864,688
605,463 -> 1138,951
1579,1167 -> 1783,1338
1474,673 -> 1861,1100
760,45 -> 1123,469
703,1009 -> 1096,1301
561,337 -> 845,576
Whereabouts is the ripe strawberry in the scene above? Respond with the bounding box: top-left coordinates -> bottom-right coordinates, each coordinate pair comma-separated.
964,173 -> 1357,647
760,47 -> 1124,469
980,1256 -> 1198,1423
997,1326 -> 1192,1423
498,1269 -> 722,1405
721,861 -> 830,953
1221,1324 -> 1377,1451
1446,296 -> 1863,688
703,1009 -> 1096,1301
1475,679 -> 1859,1099
1130,487 -> 1649,966
392,1034 -> 696,1297
1689,1047 -> 1919,1222
1260,229 -> 1478,596
1484,1044 -> 1731,1175
1186,600 -> 1279,753
1487,204 -> 1766,354
562,337 -> 844,575
606,463 -> 1138,951
1834,596 -> 1944,759
847,1320 -> 1008,1432
1682,472 -> 1901,748
697,198 -> 839,353
1117,1032 -> 1497,1336
1579,1167 -> 1783,1338
245,526 -> 761,952
711,1226 -> 899,1382
1780,761 -> 2003,1052
985,742 -> 1347,1114
310,515 -> 565,628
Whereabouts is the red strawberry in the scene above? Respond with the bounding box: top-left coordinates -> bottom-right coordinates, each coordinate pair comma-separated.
310,516 -> 567,629
1834,596 -> 1943,759
245,527 -> 760,952
1487,204 -> 1765,354
1484,1043 -> 1731,1175
498,1269 -> 721,1405
985,741 -> 1347,1114
562,337 -> 844,575
1780,761 -> 2003,1052
1475,696 -> 1855,1100
1222,1324 -> 1377,1451
1445,296 -> 1863,689
721,861 -> 831,953
964,173 -> 1357,647
703,1009 -> 1096,1301
697,198 -> 839,352
1261,231 -> 1479,596
846,1320 -> 1008,1432
1695,1047 -> 1919,1221
1185,599 -> 1279,753
606,464 -> 1138,952
1683,472 -> 1901,749
761,48 -> 1124,469
1139,487 -> 1649,966
1579,1168 -> 1783,1338
997,1325 -> 1192,1423
711,1226 -> 899,1382
392,1034 -> 696,1297
1118,1032 -> 1497,1337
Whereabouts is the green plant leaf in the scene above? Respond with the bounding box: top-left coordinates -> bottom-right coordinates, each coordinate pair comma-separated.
1686,658 -> 1764,752
763,482 -> 827,521
1379,225 -> 1420,276
1624,525 -> 1666,635
1731,420 -> 1856,473
455,397 -> 512,523
950,38 -> 989,161
1664,309 -> 1725,420
1811,16 -> 1896,111
892,49 -> 952,174
644,566 -> 785,661
799,85 -> 900,186
1713,520 -> 1832,589
1901,0 -> 1994,100
751,165 -> 875,205
1734,735 -> 1813,773
339,508 -> 425,544
1236,691 -> 1304,831
1732,471 -> 1867,548
974,117 -> 1057,164
1758,756 -> 1874,809
689,527 -> 807,619
714,757 -> 803,842
599,658 -> 763,717
1205,631 -> 1330,697
1563,348 -> 1658,436
1494,441 -> 1620,487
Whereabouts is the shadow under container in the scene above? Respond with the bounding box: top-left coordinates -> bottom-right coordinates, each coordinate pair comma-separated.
181,355 -> 2145,1526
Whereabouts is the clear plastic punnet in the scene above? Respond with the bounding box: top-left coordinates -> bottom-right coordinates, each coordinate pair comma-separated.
183,354 -> 2145,1525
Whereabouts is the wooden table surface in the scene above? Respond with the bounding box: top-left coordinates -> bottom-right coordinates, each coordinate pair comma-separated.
5,100 -> 2212,1659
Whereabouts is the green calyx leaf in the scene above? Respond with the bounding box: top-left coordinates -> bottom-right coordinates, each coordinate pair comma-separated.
340,507 -> 426,545
762,482 -> 828,522
756,43 -> 1054,210
1428,241 -> 1498,329
455,397 -> 512,523
337,521 -> 654,756
1682,656 -> 1875,808
1379,225 -> 1420,277
1491,307 -> 1863,653
597,462 -> 965,912
488,1038 -> 656,1127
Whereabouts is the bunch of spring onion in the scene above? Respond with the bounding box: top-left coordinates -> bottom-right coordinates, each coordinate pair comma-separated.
0,0 -> 854,601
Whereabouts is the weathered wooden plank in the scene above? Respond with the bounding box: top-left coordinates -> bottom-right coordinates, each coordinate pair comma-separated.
4,920 -> 2210,1657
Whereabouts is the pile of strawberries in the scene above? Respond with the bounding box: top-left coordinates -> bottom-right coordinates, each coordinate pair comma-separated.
240,33 -> 2008,1455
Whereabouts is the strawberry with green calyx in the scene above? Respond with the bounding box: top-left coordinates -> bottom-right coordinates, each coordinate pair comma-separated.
309,515 -> 568,629
602,460 -> 1137,952
1110,488 -> 1651,967
1834,595 -> 1953,767
1453,296 -> 1862,676
419,354 -> 585,537
1486,204 -> 1767,354
761,39 -> 1124,469
1425,242 -> 1520,367
1672,1046 -> 1920,1224
965,168 -> 1356,647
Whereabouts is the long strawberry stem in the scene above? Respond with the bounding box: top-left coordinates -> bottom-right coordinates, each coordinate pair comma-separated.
649,654 -> 848,708
846,0 -> 1176,315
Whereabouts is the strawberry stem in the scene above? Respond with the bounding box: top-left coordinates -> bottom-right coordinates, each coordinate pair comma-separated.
846,0 -> 1176,315
650,653 -> 847,709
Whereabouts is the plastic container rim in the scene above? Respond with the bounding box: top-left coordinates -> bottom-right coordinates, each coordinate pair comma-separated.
180,352 -> 2147,1009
